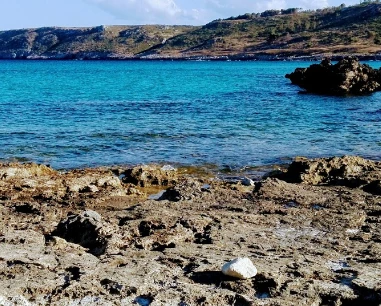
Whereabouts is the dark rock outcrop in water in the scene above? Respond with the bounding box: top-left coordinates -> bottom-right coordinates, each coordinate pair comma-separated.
286,57 -> 381,95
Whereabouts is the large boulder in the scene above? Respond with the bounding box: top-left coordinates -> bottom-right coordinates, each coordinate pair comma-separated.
158,178 -> 204,202
0,163 -> 56,180
276,156 -> 381,187
286,57 -> 381,95
52,210 -> 107,255
122,165 -> 177,187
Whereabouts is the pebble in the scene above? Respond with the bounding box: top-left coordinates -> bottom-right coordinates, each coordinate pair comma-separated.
221,257 -> 257,279
161,165 -> 176,171
241,177 -> 255,186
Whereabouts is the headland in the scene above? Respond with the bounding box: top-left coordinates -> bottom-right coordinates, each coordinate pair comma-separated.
1,3 -> 381,61
0,156 -> 380,305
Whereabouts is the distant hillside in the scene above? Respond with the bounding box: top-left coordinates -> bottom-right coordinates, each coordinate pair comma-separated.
0,25 -> 194,60
1,2 -> 381,60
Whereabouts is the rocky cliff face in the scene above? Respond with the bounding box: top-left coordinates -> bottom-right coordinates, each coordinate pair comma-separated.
0,25 -> 193,60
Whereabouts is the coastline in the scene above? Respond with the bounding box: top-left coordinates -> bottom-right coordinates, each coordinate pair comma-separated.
0,155 -> 380,305
1,52 -> 381,61
1,3 -> 381,67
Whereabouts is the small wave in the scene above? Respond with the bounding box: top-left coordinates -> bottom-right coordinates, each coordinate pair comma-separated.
0,131 -> 36,136
2,156 -> 31,163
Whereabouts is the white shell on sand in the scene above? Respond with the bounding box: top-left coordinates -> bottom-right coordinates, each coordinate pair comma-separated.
221,257 -> 257,279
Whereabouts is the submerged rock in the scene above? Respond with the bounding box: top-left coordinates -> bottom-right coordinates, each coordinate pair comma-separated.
286,57 -> 381,95
222,257 -> 258,279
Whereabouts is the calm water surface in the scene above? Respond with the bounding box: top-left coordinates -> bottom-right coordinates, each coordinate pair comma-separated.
0,60 -> 380,169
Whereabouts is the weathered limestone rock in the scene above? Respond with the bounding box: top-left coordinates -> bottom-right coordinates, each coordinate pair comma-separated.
286,57 -> 381,95
254,177 -> 333,207
221,258 -> 258,279
276,155 -> 381,186
352,267 -> 381,297
52,210 -> 107,255
241,177 -> 255,186
135,222 -> 194,251
0,163 -> 56,180
64,171 -> 123,193
0,163 -> 127,203
158,179 -> 204,202
122,165 -> 177,187
0,157 -> 380,305
0,229 -> 57,269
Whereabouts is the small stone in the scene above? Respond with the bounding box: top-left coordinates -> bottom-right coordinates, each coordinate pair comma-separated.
82,210 -> 102,222
241,177 -> 255,186
221,257 -> 257,279
161,165 -> 176,171
52,210 -> 106,255
80,184 -> 99,193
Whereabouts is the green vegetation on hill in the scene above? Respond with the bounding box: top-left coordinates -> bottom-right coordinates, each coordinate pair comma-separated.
1,2 -> 381,59
154,2 -> 381,58
0,25 -> 194,59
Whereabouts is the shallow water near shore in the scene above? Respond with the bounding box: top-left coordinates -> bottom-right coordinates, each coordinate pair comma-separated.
0,60 -> 380,169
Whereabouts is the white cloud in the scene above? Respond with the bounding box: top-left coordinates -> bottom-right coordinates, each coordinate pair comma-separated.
83,0 -> 364,25
300,0 -> 329,9
204,0 -> 329,14
255,0 -> 288,12
84,0 -> 200,24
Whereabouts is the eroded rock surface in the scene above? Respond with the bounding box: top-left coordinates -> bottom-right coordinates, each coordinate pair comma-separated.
286,57 -> 381,95
53,210 -> 107,255
276,155 -> 381,187
122,165 -> 178,187
0,157 -> 380,305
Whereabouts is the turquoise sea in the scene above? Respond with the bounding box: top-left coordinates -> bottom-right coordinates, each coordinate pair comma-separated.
0,60 -> 380,170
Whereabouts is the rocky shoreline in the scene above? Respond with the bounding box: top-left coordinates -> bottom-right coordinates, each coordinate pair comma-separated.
0,156 -> 380,305
2,51 -> 381,62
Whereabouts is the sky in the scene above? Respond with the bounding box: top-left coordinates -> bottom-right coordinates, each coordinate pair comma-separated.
0,0 -> 361,30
